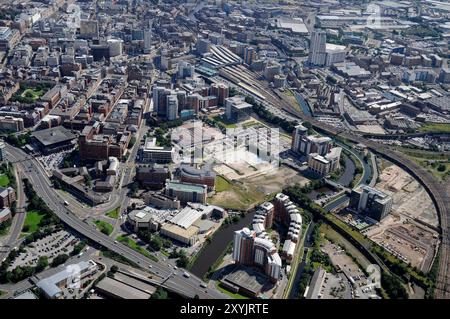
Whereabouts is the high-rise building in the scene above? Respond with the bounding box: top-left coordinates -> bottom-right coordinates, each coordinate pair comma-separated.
349,185 -> 393,221
178,61 -> 194,79
196,38 -> 210,54
166,94 -> 179,121
308,30 -> 327,66
107,39 -> 123,57
244,47 -> 254,66
307,147 -> 342,176
210,83 -> 229,106
291,123 -> 331,156
153,86 -> 171,116
264,61 -> 281,81
79,20 -> 99,39
232,228 -> 282,282
144,30 -> 152,53
225,96 -> 252,123
439,68 -> 450,84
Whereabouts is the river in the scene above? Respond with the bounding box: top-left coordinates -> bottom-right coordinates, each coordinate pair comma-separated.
189,211 -> 256,278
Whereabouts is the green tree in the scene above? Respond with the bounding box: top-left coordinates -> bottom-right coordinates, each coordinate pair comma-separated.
151,287 -> 168,299
35,256 -> 48,272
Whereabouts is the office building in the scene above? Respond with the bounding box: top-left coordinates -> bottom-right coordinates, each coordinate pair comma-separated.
31,126 -> 76,154
166,94 -> 179,121
308,30 -> 327,66
210,83 -> 229,107
178,61 -> 194,79
439,68 -> 450,84
79,20 -> 99,39
136,165 -> 171,189
244,47 -> 255,66
179,164 -> 216,191
141,137 -> 173,164
291,124 -> 331,156
165,180 -> 207,204
225,96 -> 252,123
307,147 -> 342,176
349,185 -> 393,221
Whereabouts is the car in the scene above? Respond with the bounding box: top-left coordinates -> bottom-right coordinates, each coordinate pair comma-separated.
114,240 -> 118,244
148,265 -> 153,269
200,283 -> 207,288
173,266 -> 178,270
183,272 -> 190,278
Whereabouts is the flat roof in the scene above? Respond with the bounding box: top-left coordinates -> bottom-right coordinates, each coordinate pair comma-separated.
95,277 -> 151,299
166,180 -> 207,193
223,266 -> 270,295
32,126 -> 76,146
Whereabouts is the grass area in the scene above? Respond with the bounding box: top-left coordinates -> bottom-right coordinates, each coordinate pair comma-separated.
10,85 -> 49,104
208,180 -> 267,211
397,148 -> 450,181
22,210 -> 46,234
106,207 -> 120,219
215,176 -> 231,192
94,220 -> 113,236
0,220 -> 11,237
241,121 -> 259,129
0,290 -> 5,297
21,88 -> 45,100
0,174 -> 10,187
212,115 -> 237,129
320,223 -> 371,270
215,282 -> 249,299
418,123 -> 450,133
116,235 -> 158,262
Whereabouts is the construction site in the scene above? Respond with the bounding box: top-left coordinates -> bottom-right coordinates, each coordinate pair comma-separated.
363,163 -> 440,272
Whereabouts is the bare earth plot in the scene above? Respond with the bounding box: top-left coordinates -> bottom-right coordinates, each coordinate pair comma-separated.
209,165 -> 309,211
375,164 -> 438,227
364,164 -> 440,272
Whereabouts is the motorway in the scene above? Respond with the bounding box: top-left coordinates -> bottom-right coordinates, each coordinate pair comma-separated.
0,166 -> 26,262
4,144 -> 226,299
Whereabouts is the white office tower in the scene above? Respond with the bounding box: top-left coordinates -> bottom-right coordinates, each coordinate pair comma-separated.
144,19 -> 153,53
144,30 -> 152,53
107,38 -> 123,57
167,94 -> 179,121
308,30 -> 327,66
178,61 -> 194,78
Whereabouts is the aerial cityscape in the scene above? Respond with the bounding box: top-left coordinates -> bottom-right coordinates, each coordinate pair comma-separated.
0,0 -> 449,302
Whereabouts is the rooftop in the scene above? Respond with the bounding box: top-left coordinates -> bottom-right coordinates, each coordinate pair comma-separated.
32,126 -> 76,146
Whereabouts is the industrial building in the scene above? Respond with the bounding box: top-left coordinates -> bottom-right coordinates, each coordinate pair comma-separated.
36,260 -> 98,299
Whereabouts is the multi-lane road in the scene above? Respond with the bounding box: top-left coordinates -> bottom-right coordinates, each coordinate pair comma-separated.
0,166 -> 26,262
4,144 -> 226,299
